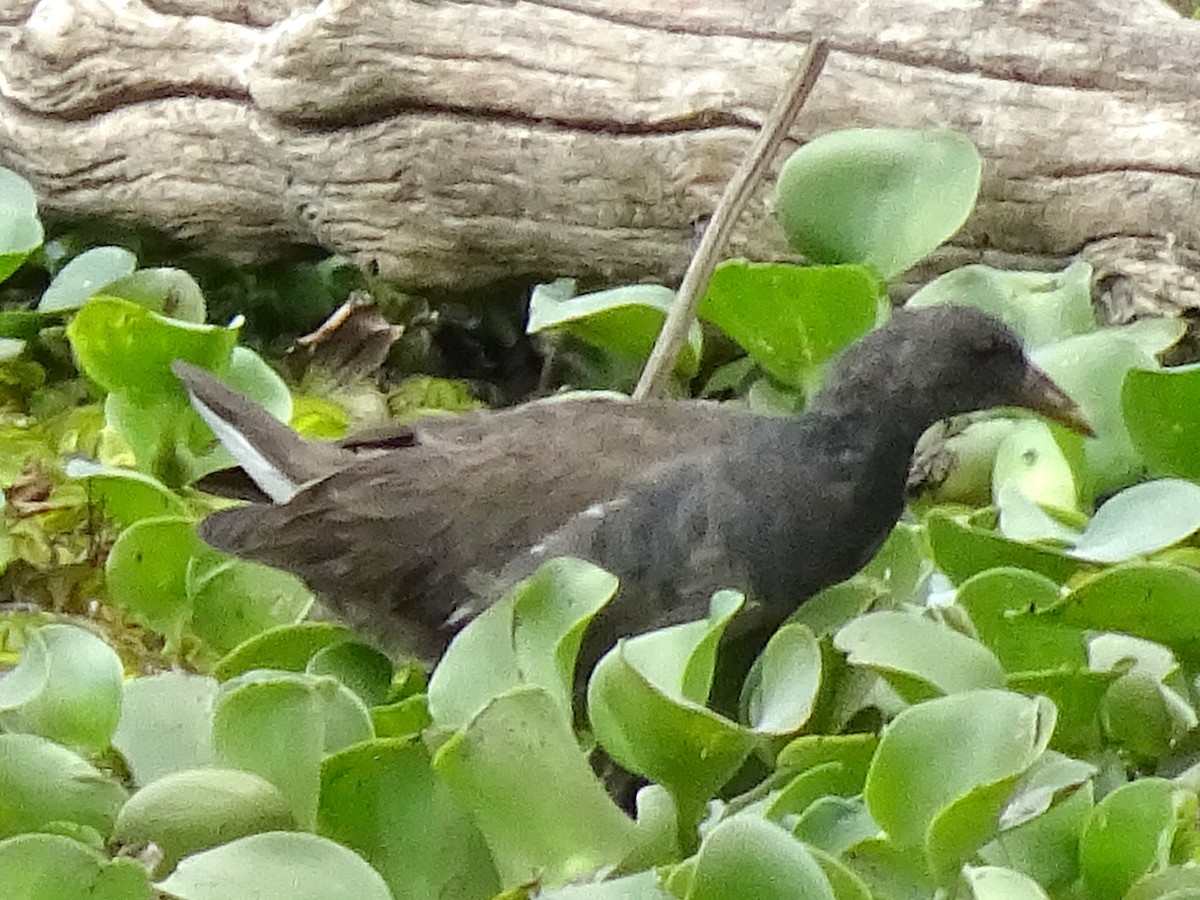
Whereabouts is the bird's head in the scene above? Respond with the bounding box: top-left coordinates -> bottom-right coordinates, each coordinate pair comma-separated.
812,305 -> 1094,437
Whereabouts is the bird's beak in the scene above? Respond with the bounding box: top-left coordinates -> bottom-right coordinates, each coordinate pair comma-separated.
1018,365 -> 1095,437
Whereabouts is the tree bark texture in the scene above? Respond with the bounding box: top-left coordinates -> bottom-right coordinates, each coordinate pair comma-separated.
1,0 -> 1198,318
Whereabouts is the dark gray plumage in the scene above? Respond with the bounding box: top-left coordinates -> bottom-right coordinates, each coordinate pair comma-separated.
174,305 -> 1091,677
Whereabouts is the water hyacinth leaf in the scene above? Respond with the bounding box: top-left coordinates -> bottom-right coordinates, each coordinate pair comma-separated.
1125,867 -> 1200,900
1046,564 -> 1200,664
539,871 -> 674,899
1006,670 -> 1112,759
1079,778 -> 1177,900
995,482 -> 1080,547
432,686 -> 635,889
843,836 -> 938,900
0,733 -> 128,839
0,624 -> 50,711
992,418 -> 1078,512
807,846 -> 874,900
371,694 -> 431,739
979,780 -> 1094,890
104,267 -> 207,323
0,833 -> 150,900
860,521 -> 932,605
956,567 -> 1084,676
834,610 -> 1005,699
1,624 -> 123,753
112,671 -> 218,786
0,167 -> 44,283
38,246 -> 137,312
1087,633 -> 1177,680
926,512 -> 1085,585
430,557 -> 618,731
1099,673 -> 1195,761
186,555 -> 315,656
319,738 -> 500,900
214,673 -> 372,829
698,260 -> 884,392
864,690 -> 1054,850
961,865 -> 1051,900
66,296 -> 239,398
1124,364 -> 1200,482
1001,751 -> 1097,831
907,260 -> 1096,349
793,796 -> 880,856
927,776 -> 1031,881
1031,322 -> 1184,498
775,128 -> 981,279
112,767 -> 296,877
743,623 -> 821,735
788,577 -> 883,639
104,515 -> 203,645
527,279 -> 702,378
156,831 -> 393,900
587,596 -> 756,822
687,815 -> 835,900
306,641 -> 394,708
64,458 -> 187,526
1068,479 -> 1200,562
213,622 -> 353,681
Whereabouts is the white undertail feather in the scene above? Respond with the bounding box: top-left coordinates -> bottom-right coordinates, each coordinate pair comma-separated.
182,381 -> 302,504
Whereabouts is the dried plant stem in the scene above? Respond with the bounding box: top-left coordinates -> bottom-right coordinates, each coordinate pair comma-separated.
633,38 -> 830,400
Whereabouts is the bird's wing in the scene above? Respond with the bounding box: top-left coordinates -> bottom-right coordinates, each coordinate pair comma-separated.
198,397 -> 763,659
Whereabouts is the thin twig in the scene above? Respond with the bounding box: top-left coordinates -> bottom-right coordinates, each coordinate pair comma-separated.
633,38 -> 830,400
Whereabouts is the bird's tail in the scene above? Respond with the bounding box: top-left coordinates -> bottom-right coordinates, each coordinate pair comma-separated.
172,360 -> 350,503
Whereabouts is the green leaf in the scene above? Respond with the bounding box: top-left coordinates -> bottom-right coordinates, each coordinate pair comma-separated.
698,260 -> 884,391
66,296 -> 239,398
775,128 -> 981,279
0,624 -> 123,753
527,279 -> 702,380
307,641 -> 394,708
834,610 -> 1005,699
864,690 -> 1054,851
539,871 -> 674,899
1032,322 -> 1185,498
956,568 -> 1086,674
927,512 -> 1086,585
1079,778 -> 1177,900
213,673 -> 373,830
0,833 -> 150,900
112,767 -> 296,876
1045,563 -> 1200,664
429,557 -> 618,731
992,419 -> 1078,513
213,622 -> 354,681
432,686 -> 635,888
64,458 -> 187,526
156,831 -> 393,900
687,815 -> 835,900
961,865 -> 1050,900
907,260 -> 1096,348
0,167 -> 44,283
104,267 -> 207,322
319,738 -> 500,900
0,733 -> 127,839
586,593 -> 752,826
111,671 -> 218,786
39,247 -> 138,312
1068,479 -> 1200,563
979,780 -> 1093,891
743,624 -> 821,735
792,797 -> 880,856
1124,365 -> 1200,482
104,516 -> 203,645
185,554 -> 315,655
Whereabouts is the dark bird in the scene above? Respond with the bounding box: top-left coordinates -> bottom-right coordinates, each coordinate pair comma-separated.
173,305 -> 1092,683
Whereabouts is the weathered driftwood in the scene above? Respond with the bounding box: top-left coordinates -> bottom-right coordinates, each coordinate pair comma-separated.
1,0 -> 1198,316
